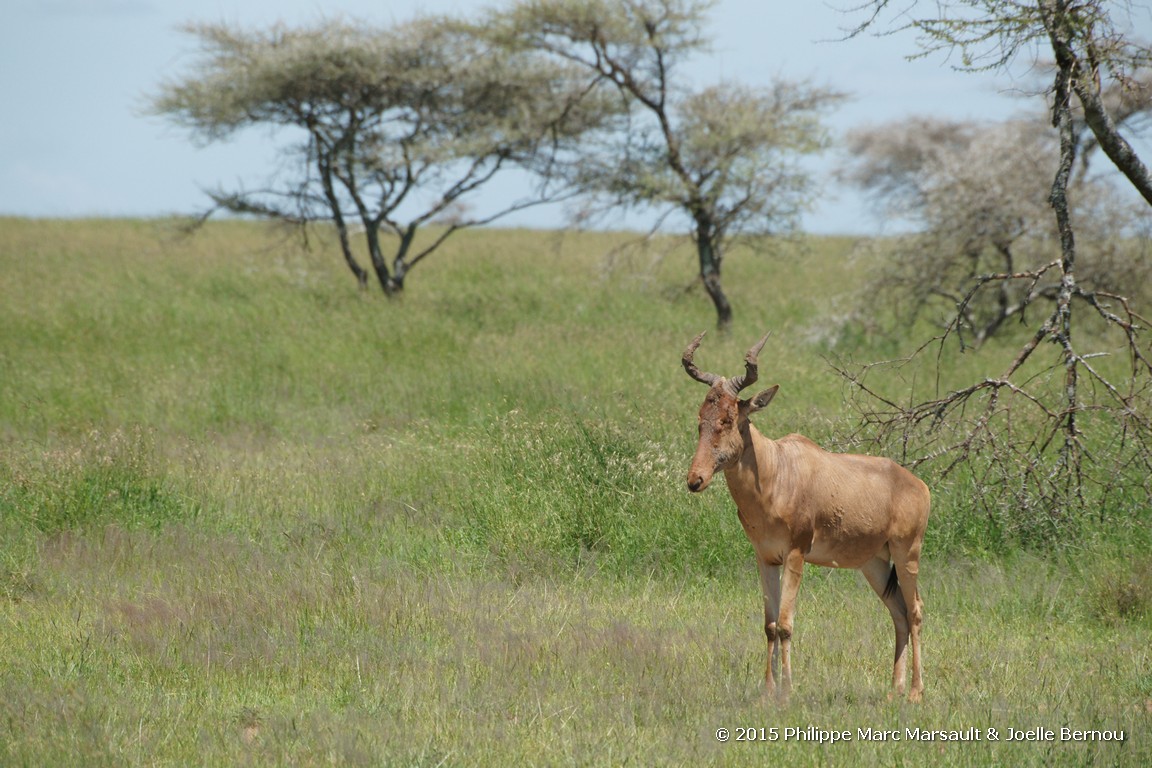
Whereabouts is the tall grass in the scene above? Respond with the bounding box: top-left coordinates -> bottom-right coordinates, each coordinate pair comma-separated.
1,217 -> 1149,765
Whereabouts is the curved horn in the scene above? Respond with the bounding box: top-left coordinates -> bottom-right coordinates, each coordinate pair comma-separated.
727,332 -> 771,393
682,331 -> 720,385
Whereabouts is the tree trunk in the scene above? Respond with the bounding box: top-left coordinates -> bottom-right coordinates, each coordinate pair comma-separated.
360,222 -> 416,297
1046,6 -> 1084,479
701,270 -> 732,331
317,153 -> 369,289
332,217 -> 368,289
695,219 -> 732,331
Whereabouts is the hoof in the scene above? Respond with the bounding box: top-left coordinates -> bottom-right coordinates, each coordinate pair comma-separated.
760,685 -> 790,706
890,687 -> 923,703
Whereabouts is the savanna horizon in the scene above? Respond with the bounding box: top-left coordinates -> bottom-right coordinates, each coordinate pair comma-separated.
1,217 -> 1148,766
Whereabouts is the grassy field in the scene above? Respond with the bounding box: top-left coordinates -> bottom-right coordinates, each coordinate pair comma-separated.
1,217 -> 1149,766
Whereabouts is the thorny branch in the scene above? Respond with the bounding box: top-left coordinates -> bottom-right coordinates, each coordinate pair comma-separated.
836,263 -> 1152,522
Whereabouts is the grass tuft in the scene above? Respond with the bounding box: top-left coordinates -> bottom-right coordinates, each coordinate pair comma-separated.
4,427 -> 190,534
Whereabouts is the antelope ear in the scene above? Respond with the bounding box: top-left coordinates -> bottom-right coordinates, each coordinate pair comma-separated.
745,384 -> 779,414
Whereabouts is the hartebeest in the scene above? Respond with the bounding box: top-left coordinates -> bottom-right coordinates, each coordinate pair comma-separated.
683,332 -> 929,702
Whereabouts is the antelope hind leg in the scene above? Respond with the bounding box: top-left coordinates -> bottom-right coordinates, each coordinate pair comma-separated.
860,556 -> 910,699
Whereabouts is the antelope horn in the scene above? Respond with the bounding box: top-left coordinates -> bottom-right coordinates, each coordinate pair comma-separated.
727,332 -> 771,393
682,331 -> 720,385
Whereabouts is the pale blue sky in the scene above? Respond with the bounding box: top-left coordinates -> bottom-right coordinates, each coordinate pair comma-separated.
3,0 -> 1142,234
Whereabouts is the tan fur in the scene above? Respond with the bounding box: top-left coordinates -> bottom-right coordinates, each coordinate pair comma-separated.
685,338 -> 930,703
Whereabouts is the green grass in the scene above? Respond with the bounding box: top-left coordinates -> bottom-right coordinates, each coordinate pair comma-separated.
1,217 -> 1149,765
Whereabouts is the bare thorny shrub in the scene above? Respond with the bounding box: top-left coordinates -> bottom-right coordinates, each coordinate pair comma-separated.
838,219 -> 1152,546
835,313 -> 1152,545
837,1 -> 1152,544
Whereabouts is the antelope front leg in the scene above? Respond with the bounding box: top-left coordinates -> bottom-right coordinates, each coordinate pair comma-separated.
756,560 -> 782,698
776,549 -> 805,700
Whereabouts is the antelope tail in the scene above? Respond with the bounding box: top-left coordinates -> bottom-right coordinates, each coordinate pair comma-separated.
882,564 -> 900,601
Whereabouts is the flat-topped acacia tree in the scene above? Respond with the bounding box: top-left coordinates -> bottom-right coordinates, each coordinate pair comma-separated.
149,16 -> 615,294
489,0 -> 843,330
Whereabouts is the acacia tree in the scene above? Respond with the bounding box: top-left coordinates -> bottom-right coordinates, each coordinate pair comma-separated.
150,17 -> 612,294
491,0 -> 842,329
843,116 -> 1151,346
839,0 -> 1152,533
